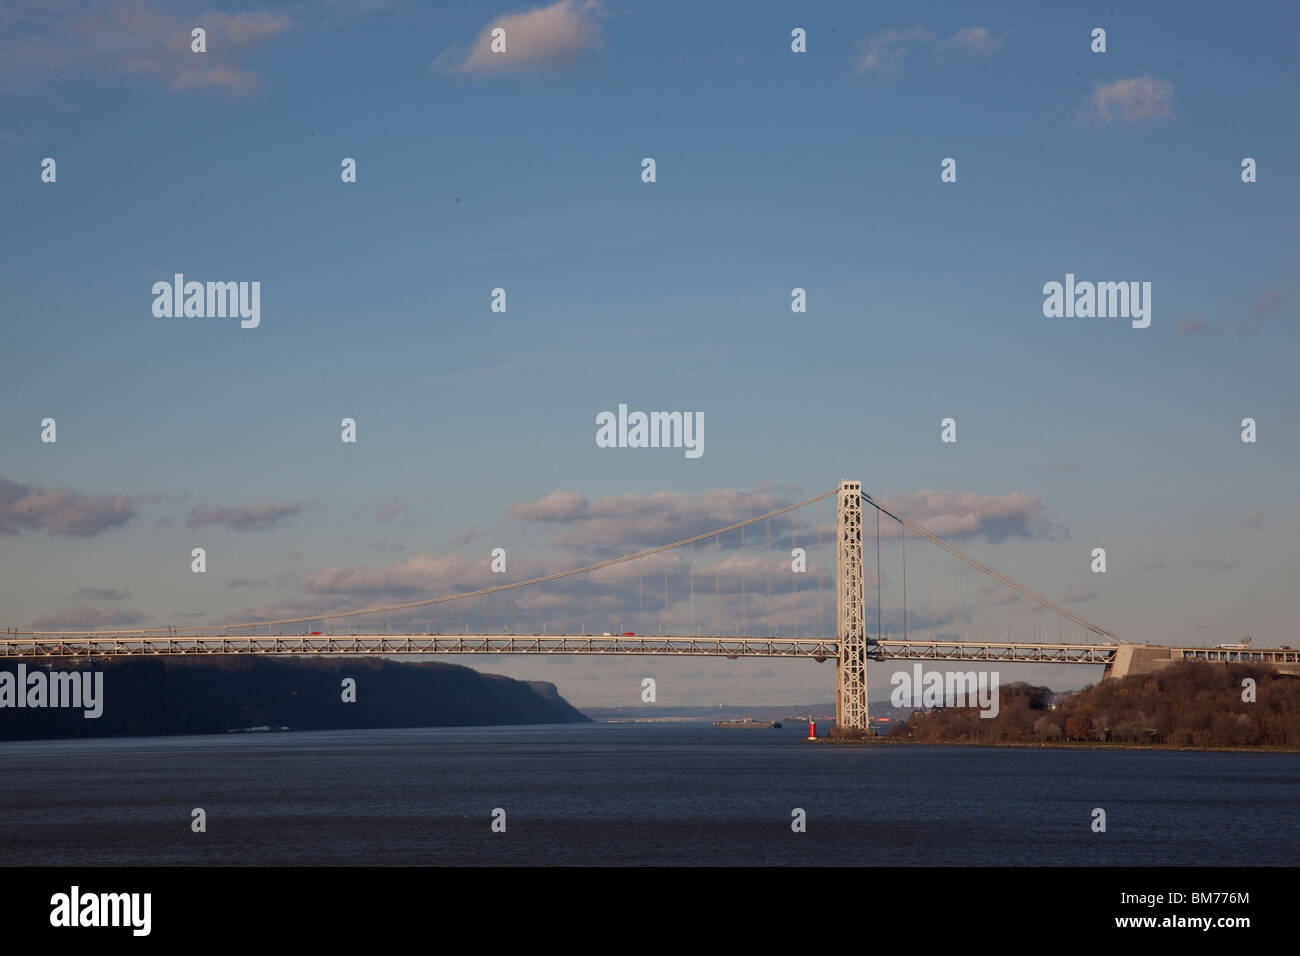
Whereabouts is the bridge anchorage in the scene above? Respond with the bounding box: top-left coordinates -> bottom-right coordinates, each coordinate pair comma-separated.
3,478 -> 1136,731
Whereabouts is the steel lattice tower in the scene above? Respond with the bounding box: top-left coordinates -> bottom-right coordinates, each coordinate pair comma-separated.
836,480 -> 868,730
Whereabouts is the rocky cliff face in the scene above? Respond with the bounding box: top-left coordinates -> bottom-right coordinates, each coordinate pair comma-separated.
0,656 -> 590,740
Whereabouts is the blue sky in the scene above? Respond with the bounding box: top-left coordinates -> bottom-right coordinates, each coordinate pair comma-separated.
1,0 -> 1297,707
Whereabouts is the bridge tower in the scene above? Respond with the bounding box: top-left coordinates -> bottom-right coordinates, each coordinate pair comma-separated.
835,480 -> 868,730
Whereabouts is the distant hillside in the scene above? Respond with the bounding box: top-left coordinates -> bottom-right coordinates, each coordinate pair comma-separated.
581,703 -> 839,722
882,661 -> 1300,747
0,656 -> 589,741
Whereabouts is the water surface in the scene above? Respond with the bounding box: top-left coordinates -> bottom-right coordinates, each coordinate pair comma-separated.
0,723 -> 1293,865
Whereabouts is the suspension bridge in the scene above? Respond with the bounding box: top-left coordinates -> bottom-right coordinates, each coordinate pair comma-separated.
0,480 -> 1156,730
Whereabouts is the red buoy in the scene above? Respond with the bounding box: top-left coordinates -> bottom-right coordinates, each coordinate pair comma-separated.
808,720 -> 817,740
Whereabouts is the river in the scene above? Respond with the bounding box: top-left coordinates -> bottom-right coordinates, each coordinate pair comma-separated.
0,722 -> 1293,866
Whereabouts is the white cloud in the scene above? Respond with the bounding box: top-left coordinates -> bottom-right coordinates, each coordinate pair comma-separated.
857,25 -> 1004,76
186,500 -> 317,532
440,0 -> 604,75
856,26 -> 934,76
510,484 -> 803,553
1079,74 -> 1174,125
509,489 -> 589,522
0,474 -> 135,537
875,490 -> 1058,543
296,554 -> 483,597
0,1 -> 292,94
937,26 -> 1006,59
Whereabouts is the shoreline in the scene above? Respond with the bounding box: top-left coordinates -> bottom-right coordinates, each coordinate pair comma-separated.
810,737 -> 1300,754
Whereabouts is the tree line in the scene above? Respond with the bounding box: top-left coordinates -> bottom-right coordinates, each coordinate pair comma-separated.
877,661 -> 1300,748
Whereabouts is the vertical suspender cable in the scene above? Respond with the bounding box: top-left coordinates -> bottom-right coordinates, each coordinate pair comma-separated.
741,525 -> 747,638
765,518 -> 771,636
791,510 -> 797,638
876,505 -> 883,640
817,498 -> 823,639
902,519 -> 908,640
961,562 -> 966,641
714,534 -> 720,637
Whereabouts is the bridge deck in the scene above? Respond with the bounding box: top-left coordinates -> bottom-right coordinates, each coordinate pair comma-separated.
875,640 -> 1118,664
0,633 -> 1117,662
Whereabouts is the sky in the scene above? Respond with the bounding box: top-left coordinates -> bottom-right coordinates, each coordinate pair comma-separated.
1,0 -> 1297,709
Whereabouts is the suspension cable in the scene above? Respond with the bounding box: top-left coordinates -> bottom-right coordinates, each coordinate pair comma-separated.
36,489 -> 838,636
862,492 -> 1128,644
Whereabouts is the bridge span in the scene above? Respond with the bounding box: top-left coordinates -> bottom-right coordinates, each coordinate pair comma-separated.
0,480 -> 1188,729
0,632 -> 1118,664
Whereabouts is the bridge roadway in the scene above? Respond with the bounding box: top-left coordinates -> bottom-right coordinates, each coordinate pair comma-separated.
0,631 -> 1120,664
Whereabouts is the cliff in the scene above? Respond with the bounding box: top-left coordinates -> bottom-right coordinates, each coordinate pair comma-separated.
0,656 -> 589,740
